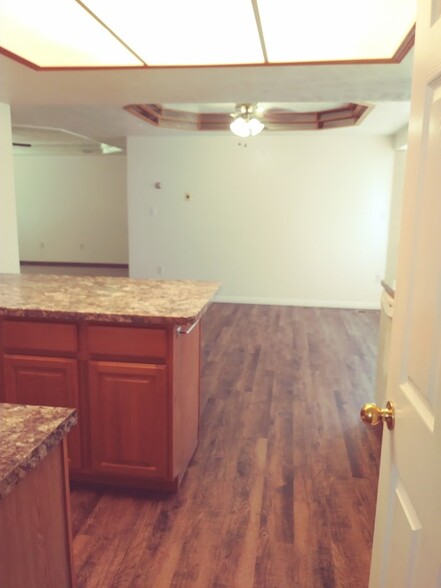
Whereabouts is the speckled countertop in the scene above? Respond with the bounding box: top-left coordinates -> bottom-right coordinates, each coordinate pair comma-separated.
0,403 -> 77,499
0,274 -> 220,325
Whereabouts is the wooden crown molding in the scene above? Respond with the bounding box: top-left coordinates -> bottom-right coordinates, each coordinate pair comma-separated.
123,102 -> 372,132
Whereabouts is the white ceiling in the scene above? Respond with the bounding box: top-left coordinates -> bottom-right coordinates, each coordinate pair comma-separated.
0,18 -> 414,151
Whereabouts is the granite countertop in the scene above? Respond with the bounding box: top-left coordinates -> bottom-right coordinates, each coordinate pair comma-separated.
0,274 -> 220,325
0,403 -> 77,499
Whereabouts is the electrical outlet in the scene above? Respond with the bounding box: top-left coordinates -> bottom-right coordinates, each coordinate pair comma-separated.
157,265 -> 163,275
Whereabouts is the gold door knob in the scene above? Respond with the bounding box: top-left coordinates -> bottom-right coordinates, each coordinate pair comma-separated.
360,401 -> 395,430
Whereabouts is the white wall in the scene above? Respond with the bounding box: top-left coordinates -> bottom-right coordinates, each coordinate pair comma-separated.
384,149 -> 407,286
14,154 -> 128,264
384,126 -> 408,286
0,102 -> 20,273
128,133 -> 394,308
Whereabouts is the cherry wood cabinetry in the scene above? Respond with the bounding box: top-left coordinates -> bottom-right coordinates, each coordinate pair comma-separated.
3,355 -> 82,469
0,317 -> 201,491
88,361 -> 168,479
1,320 -> 82,470
0,439 -> 75,588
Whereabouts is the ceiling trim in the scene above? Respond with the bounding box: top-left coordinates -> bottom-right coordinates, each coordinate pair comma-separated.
75,0 -> 146,65
251,0 -> 269,63
391,24 -> 416,63
124,103 -> 372,132
0,26 -> 415,72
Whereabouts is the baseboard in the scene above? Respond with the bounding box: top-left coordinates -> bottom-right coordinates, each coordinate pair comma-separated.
20,261 -> 129,269
214,295 -> 380,310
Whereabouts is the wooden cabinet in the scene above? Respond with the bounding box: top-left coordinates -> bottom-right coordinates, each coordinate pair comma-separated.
2,320 -> 77,355
3,355 -> 82,469
86,324 -> 167,361
88,361 -> 168,479
0,317 -> 201,492
1,320 -> 82,470
0,439 -> 75,588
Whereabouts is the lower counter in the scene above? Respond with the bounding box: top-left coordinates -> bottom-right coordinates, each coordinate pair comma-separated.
0,404 -> 77,588
0,317 -> 202,492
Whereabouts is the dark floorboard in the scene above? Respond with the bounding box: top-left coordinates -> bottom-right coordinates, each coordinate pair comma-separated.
71,303 -> 382,588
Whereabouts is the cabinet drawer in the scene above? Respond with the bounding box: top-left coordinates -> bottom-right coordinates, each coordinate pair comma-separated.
2,321 -> 77,354
86,325 -> 167,360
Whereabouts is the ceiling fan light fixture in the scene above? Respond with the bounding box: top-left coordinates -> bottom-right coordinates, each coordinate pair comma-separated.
248,117 -> 265,136
230,116 -> 251,137
230,104 -> 265,137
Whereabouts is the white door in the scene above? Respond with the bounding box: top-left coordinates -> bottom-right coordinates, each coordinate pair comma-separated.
368,0 -> 441,585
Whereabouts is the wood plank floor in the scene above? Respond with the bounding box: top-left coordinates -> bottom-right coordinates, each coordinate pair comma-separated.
71,303 -> 382,588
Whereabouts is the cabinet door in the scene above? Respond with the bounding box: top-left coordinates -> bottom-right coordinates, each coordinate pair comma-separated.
3,355 -> 82,469
88,361 -> 168,479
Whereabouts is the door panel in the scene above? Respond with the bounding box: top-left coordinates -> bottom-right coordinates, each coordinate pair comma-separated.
405,94 -> 441,406
3,355 -> 82,469
383,476 -> 422,588
88,361 -> 168,479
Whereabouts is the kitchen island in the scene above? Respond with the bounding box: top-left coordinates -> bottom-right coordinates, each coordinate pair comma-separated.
0,403 -> 77,588
0,274 -> 220,491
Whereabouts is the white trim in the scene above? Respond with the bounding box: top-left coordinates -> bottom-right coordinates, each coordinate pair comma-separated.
214,294 -> 380,310
393,124 -> 408,150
